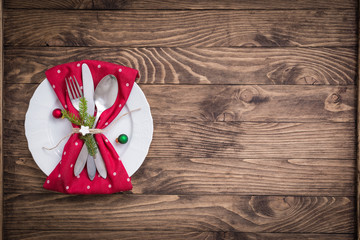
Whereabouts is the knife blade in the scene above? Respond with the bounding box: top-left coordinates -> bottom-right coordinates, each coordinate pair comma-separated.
82,63 -> 95,117
74,63 -> 96,179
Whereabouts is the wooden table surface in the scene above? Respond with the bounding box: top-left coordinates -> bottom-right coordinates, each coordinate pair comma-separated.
2,0 -> 358,239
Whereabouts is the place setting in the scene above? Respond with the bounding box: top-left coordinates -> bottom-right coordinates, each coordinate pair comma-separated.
25,60 -> 153,194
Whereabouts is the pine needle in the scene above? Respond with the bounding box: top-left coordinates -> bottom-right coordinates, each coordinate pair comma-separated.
87,115 -> 96,128
61,110 -> 82,126
79,97 -> 88,125
81,134 -> 98,156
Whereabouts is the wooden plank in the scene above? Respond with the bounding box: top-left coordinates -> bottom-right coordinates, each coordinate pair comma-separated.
3,9 -> 356,47
3,230 -> 355,240
4,84 -> 356,122
4,120 -> 356,159
4,156 -> 355,196
143,85 -> 355,122
4,47 -> 357,85
0,0 -> 3,239
3,194 -> 355,233
357,1 -> 360,239
3,0 -> 356,10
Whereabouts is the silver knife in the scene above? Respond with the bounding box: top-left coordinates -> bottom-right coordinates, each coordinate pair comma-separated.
74,63 -> 96,180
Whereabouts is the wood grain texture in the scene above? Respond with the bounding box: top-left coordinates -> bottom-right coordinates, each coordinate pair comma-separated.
4,194 -> 355,233
4,156 -> 355,196
4,47 -> 356,85
0,0 -> 3,239
357,1 -> 360,237
3,9 -> 356,47
4,120 -> 356,159
3,230 -> 355,240
3,0 -> 357,10
2,0 -> 358,238
4,84 -> 356,122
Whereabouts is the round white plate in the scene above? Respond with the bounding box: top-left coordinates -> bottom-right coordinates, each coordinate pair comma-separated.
25,79 -> 153,177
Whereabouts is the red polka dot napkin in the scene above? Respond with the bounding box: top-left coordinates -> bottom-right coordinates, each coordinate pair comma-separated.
43,60 -> 139,194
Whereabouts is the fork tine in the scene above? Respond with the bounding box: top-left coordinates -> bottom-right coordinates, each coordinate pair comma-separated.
68,77 -> 78,99
65,77 -> 74,100
73,75 -> 83,98
69,76 -> 80,98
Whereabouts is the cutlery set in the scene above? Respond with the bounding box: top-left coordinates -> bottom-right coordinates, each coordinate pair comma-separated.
66,63 -> 118,180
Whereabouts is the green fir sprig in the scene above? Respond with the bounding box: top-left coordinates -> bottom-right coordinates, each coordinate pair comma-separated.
61,110 -> 82,126
81,134 -> 97,156
79,97 -> 96,127
61,97 -> 98,156
79,97 -> 87,124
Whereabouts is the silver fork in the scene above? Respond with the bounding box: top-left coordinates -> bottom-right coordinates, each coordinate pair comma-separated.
65,76 -> 97,180
65,76 -> 83,110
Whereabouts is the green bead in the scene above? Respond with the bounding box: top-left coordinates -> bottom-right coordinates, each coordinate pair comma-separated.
117,134 -> 128,144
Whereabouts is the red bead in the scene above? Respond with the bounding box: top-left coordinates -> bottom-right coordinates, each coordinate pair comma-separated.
52,108 -> 63,118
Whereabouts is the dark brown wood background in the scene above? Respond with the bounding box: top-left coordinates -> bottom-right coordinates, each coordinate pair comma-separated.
2,0 -> 358,239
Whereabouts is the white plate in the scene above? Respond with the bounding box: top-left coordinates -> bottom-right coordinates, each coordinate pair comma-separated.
25,79 -> 153,177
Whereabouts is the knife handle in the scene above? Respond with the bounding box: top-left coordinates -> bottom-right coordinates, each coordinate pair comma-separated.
74,144 -> 88,177
94,148 -> 107,179
87,155 -> 96,181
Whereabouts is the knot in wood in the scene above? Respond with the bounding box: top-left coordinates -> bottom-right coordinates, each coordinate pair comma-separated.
330,93 -> 341,103
240,89 -> 255,103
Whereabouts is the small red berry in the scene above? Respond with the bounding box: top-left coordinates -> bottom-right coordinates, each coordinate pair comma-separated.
52,108 -> 63,118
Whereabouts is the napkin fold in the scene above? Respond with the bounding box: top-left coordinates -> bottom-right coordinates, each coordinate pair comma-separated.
43,60 -> 139,194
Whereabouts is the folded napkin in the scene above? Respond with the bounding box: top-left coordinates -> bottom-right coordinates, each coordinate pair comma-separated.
43,60 -> 139,194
